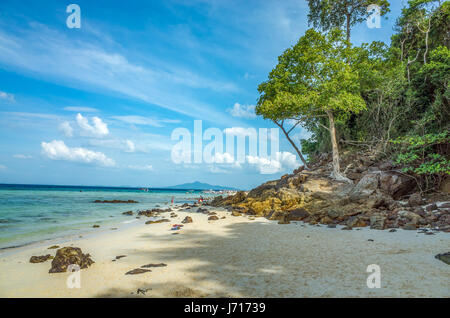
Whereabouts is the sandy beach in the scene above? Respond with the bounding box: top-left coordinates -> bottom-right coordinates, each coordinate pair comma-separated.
0,207 -> 448,298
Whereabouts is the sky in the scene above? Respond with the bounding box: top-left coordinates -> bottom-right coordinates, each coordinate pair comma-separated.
0,0 -> 406,189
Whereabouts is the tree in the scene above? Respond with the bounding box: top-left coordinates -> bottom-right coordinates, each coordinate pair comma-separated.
307,0 -> 390,42
257,29 -> 366,182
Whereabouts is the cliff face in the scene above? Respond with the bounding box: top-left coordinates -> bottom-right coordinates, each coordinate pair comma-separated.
209,152 -> 450,232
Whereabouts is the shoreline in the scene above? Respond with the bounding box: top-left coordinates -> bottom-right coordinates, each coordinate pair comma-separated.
0,207 -> 448,298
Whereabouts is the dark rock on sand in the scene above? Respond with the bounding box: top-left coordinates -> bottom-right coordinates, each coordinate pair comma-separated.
182,216 -> 193,223
115,255 -> 127,260
434,252 -> 450,265
93,225 -> 100,228
141,263 -> 167,268
48,245 -> 59,249
29,254 -> 53,263
208,215 -> 219,221
49,247 -> 94,273
126,268 -> 151,275
122,211 -> 133,216
231,211 -> 242,217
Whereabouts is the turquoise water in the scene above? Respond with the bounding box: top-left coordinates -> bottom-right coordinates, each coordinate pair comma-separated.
0,184 -> 212,249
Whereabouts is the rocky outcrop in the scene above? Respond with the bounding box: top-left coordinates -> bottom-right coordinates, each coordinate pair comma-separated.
209,154 -> 449,232
435,252 -> 450,265
49,247 -> 94,273
182,216 -> 193,223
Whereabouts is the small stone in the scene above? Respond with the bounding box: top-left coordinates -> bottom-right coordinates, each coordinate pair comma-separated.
145,219 -> 170,224
115,255 -> 126,260
402,223 -> 417,230
208,215 -> 219,221
48,245 -> 59,249
231,211 -> 242,217
125,268 -> 151,275
93,225 -> 100,228
141,263 -> 167,268
29,255 -> 53,263
389,229 -> 397,233
122,211 -> 133,216
342,226 -> 353,231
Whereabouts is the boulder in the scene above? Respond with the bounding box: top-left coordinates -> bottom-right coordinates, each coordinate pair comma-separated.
125,268 -> 151,275
288,208 -> 310,221
122,211 -> 133,216
49,247 -> 94,273
379,172 -> 416,199
231,211 -> 242,217
408,193 -> 422,207
208,215 -> 219,221
370,214 -> 386,230
182,216 -> 193,223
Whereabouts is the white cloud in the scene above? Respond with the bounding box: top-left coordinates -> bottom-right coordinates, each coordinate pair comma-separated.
59,121 -> 74,137
213,152 -> 235,164
0,164 -> 6,170
247,151 -> 299,174
125,140 -> 135,153
64,106 -> 99,113
223,127 -> 257,137
0,91 -> 14,102
76,113 -> 109,137
128,164 -> 153,171
227,103 -> 256,119
88,138 -> 136,153
41,140 -> 115,167
13,154 -> 32,159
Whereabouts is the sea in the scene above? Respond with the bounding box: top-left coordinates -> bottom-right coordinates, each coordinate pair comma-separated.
0,184 -> 217,249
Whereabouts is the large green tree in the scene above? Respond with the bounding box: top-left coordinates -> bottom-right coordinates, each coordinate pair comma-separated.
257,29 -> 366,181
307,0 -> 390,42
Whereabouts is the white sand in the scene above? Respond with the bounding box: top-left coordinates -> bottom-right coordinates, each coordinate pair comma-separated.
0,208 -> 448,298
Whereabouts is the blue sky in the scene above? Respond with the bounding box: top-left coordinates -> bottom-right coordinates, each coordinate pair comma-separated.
0,0 -> 405,189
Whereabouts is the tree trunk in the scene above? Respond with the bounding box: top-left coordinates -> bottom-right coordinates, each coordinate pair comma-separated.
276,122 -> 309,170
346,14 -> 351,43
326,110 -> 351,183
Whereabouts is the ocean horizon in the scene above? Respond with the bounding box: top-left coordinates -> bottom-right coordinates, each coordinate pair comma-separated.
0,184 -> 216,249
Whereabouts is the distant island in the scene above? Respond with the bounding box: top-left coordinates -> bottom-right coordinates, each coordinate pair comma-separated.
165,181 -> 240,191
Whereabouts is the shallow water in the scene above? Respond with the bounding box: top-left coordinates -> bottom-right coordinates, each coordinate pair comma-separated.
0,184 -> 213,249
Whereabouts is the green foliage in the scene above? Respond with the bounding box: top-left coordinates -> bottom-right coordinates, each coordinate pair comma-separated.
391,132 -> 450,190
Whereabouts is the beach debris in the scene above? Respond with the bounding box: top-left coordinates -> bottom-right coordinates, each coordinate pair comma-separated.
208,215 -> 219,221
93,225 -> 100,228
29,254 -> 54,263
182,216 -> 193,223
122,211 -> 133,216
94,200 -> 138,204
49,247 -> 94,273
125,268 -> 151,275
145,219 -> 170,225
435,252 -> 450,265
141,263 -> 167,268
137,288 -> 151,295
48,245 -> 60,249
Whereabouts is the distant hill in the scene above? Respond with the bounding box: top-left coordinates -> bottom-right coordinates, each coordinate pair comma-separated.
165,181 -> 239,191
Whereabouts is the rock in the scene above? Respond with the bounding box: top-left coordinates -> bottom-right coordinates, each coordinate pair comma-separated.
341,226 -> 353,230
426,204 -> 438,212
115,255 -> 126,260
293,166 -> 304,174
93,225 -> 100,228
327,224 -> 337,228
347,216 -> 368,228
278,214 -> 290,224
145,219 -> 170,224
288,208 -> 310,221
182,216 -> 193,223
125,268 -> 151,275
141,263 -> 167,268
370,214 -> 386,230
327,209 -> 340,219
30,254 -> 53,263
320,216 -> 333,225
49,247 -> 94,273
408,193 -> 422,207
379,172 -> 416,200
389,229 -> 397,232
208,215 -> 219,221
48,245 -> 59,249
122,211 -> 133,216
402,223 -> 417,230
434,252 -> 450,265
197,207 -> 209,213
231,211 -> 242,217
